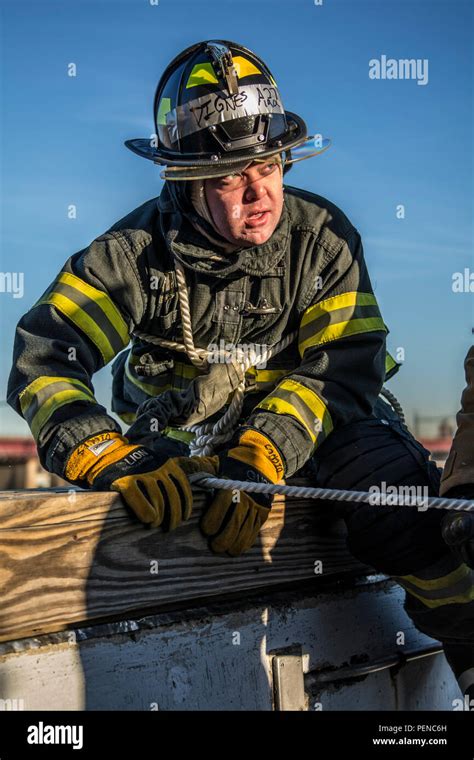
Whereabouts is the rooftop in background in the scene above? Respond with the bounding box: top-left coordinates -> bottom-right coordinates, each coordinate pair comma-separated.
418,436 -> 453,456
0,437 -> 38,462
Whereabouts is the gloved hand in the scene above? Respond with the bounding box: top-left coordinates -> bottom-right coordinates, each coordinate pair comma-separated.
199,429 -> 285,556
441,485 -> 474,568
64,431 -> 218,530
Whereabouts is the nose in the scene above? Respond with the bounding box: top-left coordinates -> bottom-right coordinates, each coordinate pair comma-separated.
243,178 -> 269,203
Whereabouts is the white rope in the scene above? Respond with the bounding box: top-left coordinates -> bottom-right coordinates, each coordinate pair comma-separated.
133,260 -> 405,456
188,473 -> 474,513
133,260 -> 298,455
180,330 -> 297,455
134,264 -> 209,367
379,386 -> 405,425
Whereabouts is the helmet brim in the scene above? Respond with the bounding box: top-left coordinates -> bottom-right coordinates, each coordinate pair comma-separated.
125,110 -> 309,170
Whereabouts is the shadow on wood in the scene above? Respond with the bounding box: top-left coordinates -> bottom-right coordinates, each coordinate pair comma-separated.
0,478 -> 370,642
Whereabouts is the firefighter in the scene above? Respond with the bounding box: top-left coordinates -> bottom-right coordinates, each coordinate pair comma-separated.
7,40 -> 473,701
438,346 -> 474,698
440,346 -> 474,563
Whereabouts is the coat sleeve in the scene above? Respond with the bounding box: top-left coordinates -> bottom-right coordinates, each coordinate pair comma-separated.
6,231 -> 147,480
239,226 -> 388,477
440,345 -> 474,495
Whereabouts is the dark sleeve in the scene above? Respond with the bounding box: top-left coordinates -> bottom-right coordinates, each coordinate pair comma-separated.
240,227 -> 388,477
7,231 -> 147,478
440,345 -> 474,495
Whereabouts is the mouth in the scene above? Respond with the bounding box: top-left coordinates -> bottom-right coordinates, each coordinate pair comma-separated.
245,209 -> 271,228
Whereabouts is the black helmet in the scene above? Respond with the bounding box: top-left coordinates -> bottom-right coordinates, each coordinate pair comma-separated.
125,39 -> 329,180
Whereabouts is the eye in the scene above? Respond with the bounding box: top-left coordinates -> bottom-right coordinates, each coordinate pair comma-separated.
261,161 -> 278,176
216,173 -> 241,188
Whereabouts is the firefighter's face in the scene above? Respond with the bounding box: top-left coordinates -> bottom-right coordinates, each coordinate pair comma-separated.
204,159 -> 284,247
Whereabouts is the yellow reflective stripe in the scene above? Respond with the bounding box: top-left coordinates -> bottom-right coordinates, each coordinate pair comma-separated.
30,389 -> 95,441
397,584 -> 474,609
157,97 -> 172,125
19,376 -> 96,441
163,426 -> 196,443
281,379 -> 333,437
385,351 -> 401,380
299,291 -> 386,356
40,291 -> 116,364
394,564 -> 474,609
60,272 -> 129,344
118,411 -> 137,424
125,362 -> 172,396
173,362 -> 201,380
256,378 -> 333,444
184,55 -> 263,89
245,367 -> 290,384
129,355 -> 199,379
258,397 -> 317,443
37,272 -> 129,364
19,375 -> 94,415
125,358 -> 202,396
186,62 -> 218,88
300,317 -> 386,356
398,563 -> 470,592
232,56 -> 261,78
385,352 -> 397,375
300,291 -> 377,329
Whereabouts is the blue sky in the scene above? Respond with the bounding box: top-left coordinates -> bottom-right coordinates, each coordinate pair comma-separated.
1,0 -> 472,437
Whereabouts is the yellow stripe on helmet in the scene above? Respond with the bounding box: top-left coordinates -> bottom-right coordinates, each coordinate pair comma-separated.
186,63 -> 219,88
232,56 -> 261,78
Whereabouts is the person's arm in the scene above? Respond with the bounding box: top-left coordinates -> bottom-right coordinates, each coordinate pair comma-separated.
439,347 -> 474,567
440,346 -> 474,496
7,230 -> 146,481
238,226 -> 389,478
8,224 -> 226,532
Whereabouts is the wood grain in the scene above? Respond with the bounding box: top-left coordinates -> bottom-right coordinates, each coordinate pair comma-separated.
0,481 -> 369,642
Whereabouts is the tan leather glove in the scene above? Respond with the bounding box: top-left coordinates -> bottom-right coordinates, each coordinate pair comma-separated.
197,430 -> 285,556
65,431 -> 218,530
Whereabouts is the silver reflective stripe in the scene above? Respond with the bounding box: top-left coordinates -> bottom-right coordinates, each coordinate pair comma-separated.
164,84 -> 285,141
458,667 -> 474,694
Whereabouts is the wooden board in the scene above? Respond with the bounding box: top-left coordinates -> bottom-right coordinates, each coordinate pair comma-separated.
0,481 -> 368,642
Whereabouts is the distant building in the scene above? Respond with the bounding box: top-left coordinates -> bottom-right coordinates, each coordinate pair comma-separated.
418,418 -> 454,468
0,438 -> 67,490
0,421 -> 454,491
